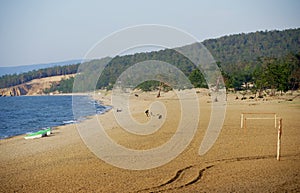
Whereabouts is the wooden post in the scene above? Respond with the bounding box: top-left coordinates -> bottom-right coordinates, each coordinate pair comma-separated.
241,114 -> 244,129
277,118 -> 282,161
274,114 -> 277,129
244,117 -> 247,131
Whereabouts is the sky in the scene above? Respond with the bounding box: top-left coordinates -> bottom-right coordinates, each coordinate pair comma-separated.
0,0 -> 299,67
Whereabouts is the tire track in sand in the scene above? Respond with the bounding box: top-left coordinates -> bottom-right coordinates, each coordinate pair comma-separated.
136,165 -> 214,193
135,153 -> 300,193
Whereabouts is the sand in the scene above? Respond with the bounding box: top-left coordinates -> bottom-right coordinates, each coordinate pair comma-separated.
1,89 -> 300,192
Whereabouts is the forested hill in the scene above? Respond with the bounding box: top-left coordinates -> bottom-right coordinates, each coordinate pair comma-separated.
0,28 -> 299,93
203,28 -> 300,72
85,28 -> 300,92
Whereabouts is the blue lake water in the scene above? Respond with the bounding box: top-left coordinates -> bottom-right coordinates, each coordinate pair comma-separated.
0,95 -> 111,139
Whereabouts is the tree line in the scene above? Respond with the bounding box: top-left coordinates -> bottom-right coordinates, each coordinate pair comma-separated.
43,52 -> 300,94
44,77 -> 75,94
223,52 -> 300,94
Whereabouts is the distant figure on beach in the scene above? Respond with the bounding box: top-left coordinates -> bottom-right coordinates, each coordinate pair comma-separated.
145,109 -> 149,117
135,94 -> 139,97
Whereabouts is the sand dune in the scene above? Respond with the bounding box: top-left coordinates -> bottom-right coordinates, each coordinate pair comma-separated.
0,74 -> 75,96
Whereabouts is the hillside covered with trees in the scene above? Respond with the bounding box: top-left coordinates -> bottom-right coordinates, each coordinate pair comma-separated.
203,28 -> 300,72
0,64 -> 79,89
0,28 -> 299,95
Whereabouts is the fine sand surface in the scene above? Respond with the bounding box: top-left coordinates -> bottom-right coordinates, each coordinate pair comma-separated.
1,89 -> 300,192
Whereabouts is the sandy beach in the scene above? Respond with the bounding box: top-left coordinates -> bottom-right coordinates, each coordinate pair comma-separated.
1,89 -> 300,192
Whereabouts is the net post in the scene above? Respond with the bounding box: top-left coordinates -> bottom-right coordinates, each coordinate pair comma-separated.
244,117 -> 247,132
274,114 -> 277,129
277,118 -> 282,161
241,113 -> 244,129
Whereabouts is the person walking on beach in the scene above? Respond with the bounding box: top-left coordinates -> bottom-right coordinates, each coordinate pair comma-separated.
145,109 -> 149,117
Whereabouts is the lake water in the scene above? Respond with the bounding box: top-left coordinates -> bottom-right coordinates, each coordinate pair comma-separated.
0,95 -> 111,139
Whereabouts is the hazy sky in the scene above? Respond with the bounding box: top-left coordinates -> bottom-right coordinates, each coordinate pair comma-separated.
0,0 -> 299,67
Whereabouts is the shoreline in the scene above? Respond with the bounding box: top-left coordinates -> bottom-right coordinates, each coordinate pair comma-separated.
1,89 -> 299,141
0,93 -> 112,140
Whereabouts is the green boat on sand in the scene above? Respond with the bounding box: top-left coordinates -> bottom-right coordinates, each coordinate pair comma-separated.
24,128 -> 52,139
